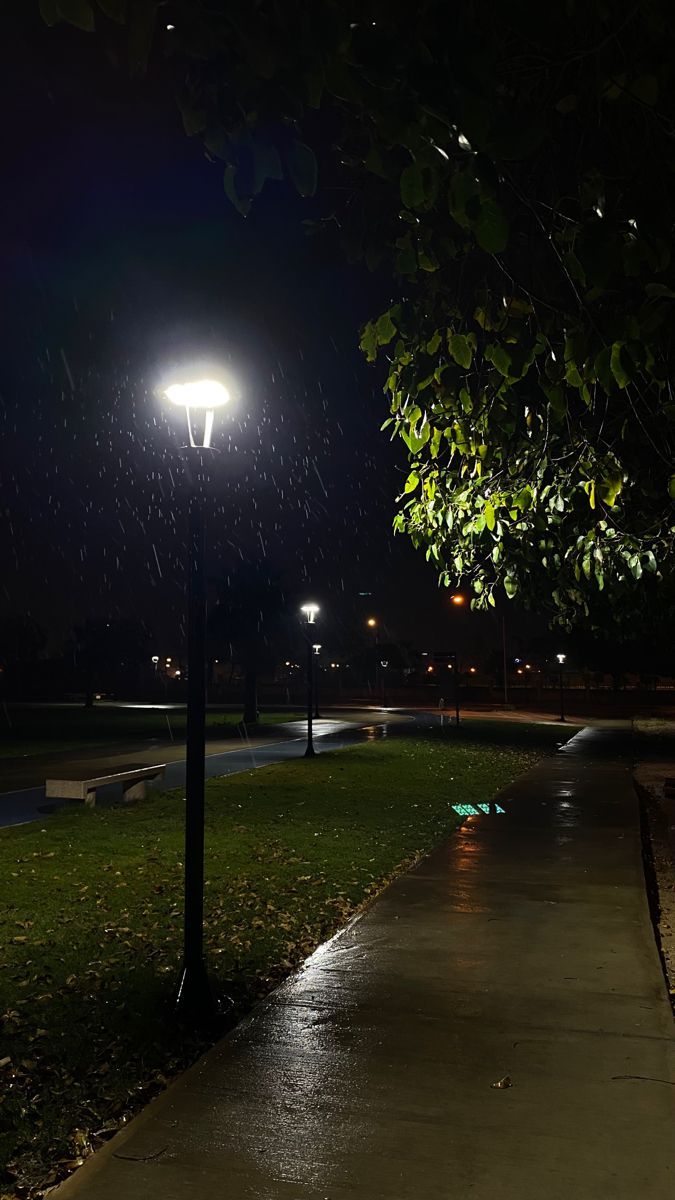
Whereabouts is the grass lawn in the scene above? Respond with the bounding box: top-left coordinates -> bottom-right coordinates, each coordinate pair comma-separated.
0,721 -> 564,1196
0,706 -> 303,760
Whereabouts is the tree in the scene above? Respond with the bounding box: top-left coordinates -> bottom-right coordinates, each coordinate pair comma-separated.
208,565 -> 286,723
69,618 -> 150,706
0,615 -> 46,666
40,1 -> 675,629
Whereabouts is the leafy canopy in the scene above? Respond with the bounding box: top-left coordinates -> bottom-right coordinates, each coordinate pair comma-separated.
43,0 -> 675,627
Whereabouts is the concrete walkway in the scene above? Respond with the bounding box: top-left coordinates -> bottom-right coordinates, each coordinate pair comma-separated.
55,727 -> 675,1199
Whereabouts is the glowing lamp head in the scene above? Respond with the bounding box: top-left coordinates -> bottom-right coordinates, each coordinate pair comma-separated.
312,643 -> 322,655
151,655 -> 159,664
300,602 -> 320,625
556,653 -> 566,664
163,378 -> 230,448
451,593 -> 465,606
367,617 -> 377,628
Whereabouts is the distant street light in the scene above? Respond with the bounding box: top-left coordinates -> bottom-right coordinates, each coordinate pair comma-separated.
162,372 -> 231,1021
556,653 -> 566,722
450,593 -> 465,606
300,604 -> 320,756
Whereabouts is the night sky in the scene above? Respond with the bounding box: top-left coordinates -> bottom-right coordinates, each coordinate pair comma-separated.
1,14 -> 505,663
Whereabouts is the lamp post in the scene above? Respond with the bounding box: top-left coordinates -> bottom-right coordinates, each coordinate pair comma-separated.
312,643 -> 322,718
380,659 -> 388,706
300,604 -> 319,756
163,375 -> 230,1020
556,653 -> 566,722
366,617 -> 378,695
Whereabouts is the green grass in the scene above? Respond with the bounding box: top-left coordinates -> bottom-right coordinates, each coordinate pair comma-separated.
0,723 -> 559,1195
0,707 -> 303,760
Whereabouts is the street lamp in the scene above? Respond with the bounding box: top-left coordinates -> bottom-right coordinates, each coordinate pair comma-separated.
556,653 -> 566,722
366,617 -> 379,694
300,604 -> 320,756
312,643 -> 322,718
162,374 -> 231,1021
450,593 -> 465,606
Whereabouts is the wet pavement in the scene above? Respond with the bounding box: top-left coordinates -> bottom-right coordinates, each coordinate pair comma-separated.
0,713 -> 406,828
54,725 -> 675,1199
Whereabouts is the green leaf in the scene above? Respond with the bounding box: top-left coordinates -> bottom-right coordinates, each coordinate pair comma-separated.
360,321 -> 378,363
96,0 -> 127,19
181,107 -> 208,137
515,485 -> 532,512
484,501 -> 495,531
473,197 -> 508,253
504,577 -> 518,598
56,0 -> 95,30
448,333 -> 473,369
610,342 -> 630,389
285,141 -> 318,198
599,475 -> 622,507
418,249 -> 438,272
39,0 -> 60,22
305,65 -> 325,108
630,74 -> 658,106
375,311 -> 397,346
400,163 -> 425,209
628,555 -> 642,580
430,427 -> 442,459
449,169 -> 480,228
404,471 -> 420,494
223,165 -> 251,216
595,347 -> 612,391
485,343 -> 511,377
564,360 -> 583,388
645,283 -> 675,300
555,94 -> 578,114
127,0 -> 156,74
426,330 -> 442,355
395,234 -> 418,275
250,141 -> 283,195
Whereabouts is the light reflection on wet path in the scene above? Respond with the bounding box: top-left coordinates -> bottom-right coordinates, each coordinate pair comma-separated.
56,724 -> 675,1200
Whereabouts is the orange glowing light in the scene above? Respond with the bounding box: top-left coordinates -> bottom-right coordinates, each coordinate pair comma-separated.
367,617 -> 377,628
427,665 -> 434,673
469,667 -> 477,674
450,593 -> 465,606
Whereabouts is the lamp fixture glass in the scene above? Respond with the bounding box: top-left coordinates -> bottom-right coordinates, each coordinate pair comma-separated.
164,378 -> 231,449
300,602 -> 320,625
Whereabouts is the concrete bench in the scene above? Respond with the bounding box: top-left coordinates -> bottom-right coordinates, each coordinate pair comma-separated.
45,763 -> 166,807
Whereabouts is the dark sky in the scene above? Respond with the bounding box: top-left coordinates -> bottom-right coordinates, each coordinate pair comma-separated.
0,12 -> 507,664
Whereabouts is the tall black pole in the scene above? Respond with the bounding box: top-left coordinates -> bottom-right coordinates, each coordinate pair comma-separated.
305,636 -> 315,757
559,666 -> 566,722
502,614 -> 509,706
313,650 -> 321,719
454,653 -> 460,727
176,483 -> 215,1019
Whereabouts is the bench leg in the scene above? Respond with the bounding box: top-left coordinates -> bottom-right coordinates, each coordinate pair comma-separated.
122,780 -> 147,803
85,789 -> 97,808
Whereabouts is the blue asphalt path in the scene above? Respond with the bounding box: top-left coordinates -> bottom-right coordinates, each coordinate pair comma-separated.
0,717 -> 400,829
